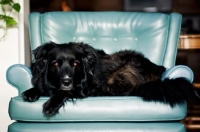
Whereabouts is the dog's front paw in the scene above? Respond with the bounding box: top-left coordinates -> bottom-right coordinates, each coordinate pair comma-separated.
22,88 -> 40,102
43,96 -> 64,116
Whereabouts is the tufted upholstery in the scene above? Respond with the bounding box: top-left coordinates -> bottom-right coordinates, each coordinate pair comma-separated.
29,12 -> 181,68
7,12 -> 192,132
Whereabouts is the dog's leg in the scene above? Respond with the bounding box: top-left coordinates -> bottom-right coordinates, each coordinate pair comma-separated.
22,87 -> 41,102
42,91 -> 72,116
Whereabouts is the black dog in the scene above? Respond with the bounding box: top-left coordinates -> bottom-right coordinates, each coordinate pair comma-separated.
22,42 -> 197,116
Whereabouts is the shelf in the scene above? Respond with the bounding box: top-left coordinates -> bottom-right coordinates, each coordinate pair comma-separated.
178,35 -> 200,49
194,83 -> 200,88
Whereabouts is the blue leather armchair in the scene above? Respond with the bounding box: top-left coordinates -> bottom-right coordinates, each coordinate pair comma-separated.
7,12 -> 192,132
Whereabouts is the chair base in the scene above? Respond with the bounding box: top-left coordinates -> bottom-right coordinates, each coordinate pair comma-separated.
8,122 -> 186,132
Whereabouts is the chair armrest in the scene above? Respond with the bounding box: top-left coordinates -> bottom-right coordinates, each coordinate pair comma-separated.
161,65 -> 194,83
6,64 -> 33,95
6,64 -> 194,95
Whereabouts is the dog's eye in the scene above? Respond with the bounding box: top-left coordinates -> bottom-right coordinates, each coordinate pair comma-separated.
52,60 -> 59,67
73,60 -> 80,67
54,62 -> 59,67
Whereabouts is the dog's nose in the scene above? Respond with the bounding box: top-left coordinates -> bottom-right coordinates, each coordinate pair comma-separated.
61,78 -> 72,87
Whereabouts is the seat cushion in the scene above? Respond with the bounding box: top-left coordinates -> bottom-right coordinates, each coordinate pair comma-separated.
9,96 -> 187,122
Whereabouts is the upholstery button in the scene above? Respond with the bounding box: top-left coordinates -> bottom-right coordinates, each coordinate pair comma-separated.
113,38 -> 117,41
135,38 -> 138,41
93,38 -> 96,41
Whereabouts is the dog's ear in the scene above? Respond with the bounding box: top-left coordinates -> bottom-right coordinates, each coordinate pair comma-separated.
33,42 -> 57,60
31,42 -> 57,84
76,43 -> 98,76
71,43 -> 98,97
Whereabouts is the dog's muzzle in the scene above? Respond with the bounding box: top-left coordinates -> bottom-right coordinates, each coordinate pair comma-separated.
60,77 -> 73,91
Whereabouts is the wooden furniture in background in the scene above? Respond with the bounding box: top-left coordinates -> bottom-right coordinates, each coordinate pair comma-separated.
179,35 -> 200,49
178,34 -> 200,131
173,0 -> 200,14
178,34 -> 200,88
66,0 -> 123,11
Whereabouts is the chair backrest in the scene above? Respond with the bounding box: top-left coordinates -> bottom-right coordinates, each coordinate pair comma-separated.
28,12 -> 182,68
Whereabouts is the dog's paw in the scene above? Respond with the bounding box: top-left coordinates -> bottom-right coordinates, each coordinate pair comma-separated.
43,97 -> 64,116
22,88 -> 40,102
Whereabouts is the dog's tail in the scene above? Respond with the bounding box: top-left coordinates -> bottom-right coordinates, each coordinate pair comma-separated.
131,77 -> 199,107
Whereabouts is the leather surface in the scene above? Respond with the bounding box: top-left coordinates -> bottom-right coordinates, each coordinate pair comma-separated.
6,64 -> 33,95
9,96 -> 187,122
29,12 -> 182,68
8,122 -> 186,132
161,65 -> 194,82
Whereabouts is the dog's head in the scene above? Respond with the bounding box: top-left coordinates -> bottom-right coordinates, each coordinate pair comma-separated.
31,42 -> 98,94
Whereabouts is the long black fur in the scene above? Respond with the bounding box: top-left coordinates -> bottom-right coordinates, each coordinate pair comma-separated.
22,42 -> 198,116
